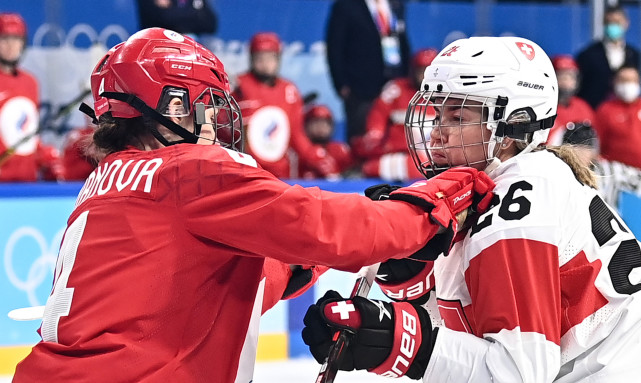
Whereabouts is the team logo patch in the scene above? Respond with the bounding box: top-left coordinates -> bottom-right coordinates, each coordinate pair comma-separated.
247,106 -> 291,162
516,42 -> 535,60
441,46 -> 459,57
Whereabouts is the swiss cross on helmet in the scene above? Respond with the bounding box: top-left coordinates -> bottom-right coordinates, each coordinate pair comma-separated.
85,28 -> 243,151
405,36 -> 557,178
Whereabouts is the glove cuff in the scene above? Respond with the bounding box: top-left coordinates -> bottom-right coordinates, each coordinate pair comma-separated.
368,302 -> 423,378
377,264 -> 435,303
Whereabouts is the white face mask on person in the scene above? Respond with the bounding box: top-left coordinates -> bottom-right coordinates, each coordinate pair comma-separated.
614,82 -> 640,103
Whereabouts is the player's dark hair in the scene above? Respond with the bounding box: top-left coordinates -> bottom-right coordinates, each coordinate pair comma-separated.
86,113 -> 154,161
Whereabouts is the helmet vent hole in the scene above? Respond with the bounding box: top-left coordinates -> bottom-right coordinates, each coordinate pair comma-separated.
152,46 -> 181,54
96,55 -> 110,72
544,73 -> 549,77
472,51 -> 483,57
462,82 -> 477,86
211,69 -> 222,82
460,75 -> 477,79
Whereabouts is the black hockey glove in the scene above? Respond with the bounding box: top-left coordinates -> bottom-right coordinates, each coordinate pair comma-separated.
302,290 -> 436,380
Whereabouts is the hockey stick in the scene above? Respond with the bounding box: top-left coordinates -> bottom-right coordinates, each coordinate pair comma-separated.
315,207 -> 469,383
315,262 -> 381,383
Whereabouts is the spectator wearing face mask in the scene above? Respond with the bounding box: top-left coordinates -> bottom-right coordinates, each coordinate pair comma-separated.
546,55 -> 595,146
593,65 -> 641,169
576,5 -> 640,109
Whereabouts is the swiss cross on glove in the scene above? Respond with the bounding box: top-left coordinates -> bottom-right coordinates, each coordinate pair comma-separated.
302,290 -> 437,379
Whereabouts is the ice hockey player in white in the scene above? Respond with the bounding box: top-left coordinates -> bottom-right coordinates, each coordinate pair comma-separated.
303,36 -> 641,382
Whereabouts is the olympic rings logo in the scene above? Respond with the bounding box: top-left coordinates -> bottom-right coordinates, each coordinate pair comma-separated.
4,226 -> 65,306
31,23 -> 129,48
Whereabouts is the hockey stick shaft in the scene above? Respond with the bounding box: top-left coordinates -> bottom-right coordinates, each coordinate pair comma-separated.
315,262 -> 381,383
0,88 -> 92,166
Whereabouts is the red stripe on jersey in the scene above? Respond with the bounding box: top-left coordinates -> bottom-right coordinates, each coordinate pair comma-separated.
559,250 -> 608,337
465,239 -> 562,345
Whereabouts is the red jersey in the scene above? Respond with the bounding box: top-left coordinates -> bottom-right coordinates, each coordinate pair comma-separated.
232,73 -> 323,178
594,98 -> 641,169
354,78 -> 416,159
547,96 -> 594,146
13,144 -> 444,383
61,127 -> 96,181
298,141 -> 353,179
0,68 -> 61,181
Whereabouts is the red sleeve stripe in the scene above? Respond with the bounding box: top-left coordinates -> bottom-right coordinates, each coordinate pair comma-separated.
465,239 -> 562,345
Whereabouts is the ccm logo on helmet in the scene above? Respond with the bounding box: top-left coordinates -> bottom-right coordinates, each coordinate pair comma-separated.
517,81 -> 544,90
380,310 -> 418,378
171,64 -> 192,70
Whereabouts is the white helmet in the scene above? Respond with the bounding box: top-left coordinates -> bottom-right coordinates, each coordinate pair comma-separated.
405,36 -> 558,178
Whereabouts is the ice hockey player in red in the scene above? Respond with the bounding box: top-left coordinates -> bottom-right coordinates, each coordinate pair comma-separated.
0,12 -> 61,181
232,32 -> 334,178
355,48 -> 438,181
304,36 -> 641,382
298,104 -> 353,179
546,55 -> 595,146
11,28 -> 495,383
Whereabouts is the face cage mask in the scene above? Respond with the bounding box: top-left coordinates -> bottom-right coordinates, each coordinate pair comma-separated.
404,90 -> 503,179
191,87 -> 244,152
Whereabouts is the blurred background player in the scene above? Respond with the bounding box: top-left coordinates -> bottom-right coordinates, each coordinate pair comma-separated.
298,104 -> 353,179
592,64 -> 641,208
0,12 -> 61,181
355,48 -> 438,181
326,0 -> 411,143
12,28 -> 493,383
233,32 -> 336,178
593,65 -> 641,170
60,123 -> 96,181
576,4 -> 640,109
546,55 -> 594,146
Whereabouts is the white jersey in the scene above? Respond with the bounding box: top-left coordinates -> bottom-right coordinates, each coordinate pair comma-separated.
422,150 -> 641,383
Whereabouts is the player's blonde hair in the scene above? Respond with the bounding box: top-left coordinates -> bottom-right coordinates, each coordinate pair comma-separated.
514,142 -> 597,188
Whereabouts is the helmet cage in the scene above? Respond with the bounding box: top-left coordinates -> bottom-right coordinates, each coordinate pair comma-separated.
405,90 -> 503,179
193,87 -> 243,151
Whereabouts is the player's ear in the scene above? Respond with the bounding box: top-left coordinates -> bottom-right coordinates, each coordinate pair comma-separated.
167,97 -> 186,124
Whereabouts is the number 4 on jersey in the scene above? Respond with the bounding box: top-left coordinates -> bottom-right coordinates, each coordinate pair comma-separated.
41,211 -> 88,343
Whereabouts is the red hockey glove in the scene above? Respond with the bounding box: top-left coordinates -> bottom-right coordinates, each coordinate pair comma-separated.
302,290 -> 436,379
388,167 -> 495,230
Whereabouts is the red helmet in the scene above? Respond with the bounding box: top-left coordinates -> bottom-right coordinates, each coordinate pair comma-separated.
411,48 -> 438,68
89,28 -> 242,150
250,32 -> 281,54
305,105 -> 333,124
552,55 -> 578,71
0,13 -> 27,39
